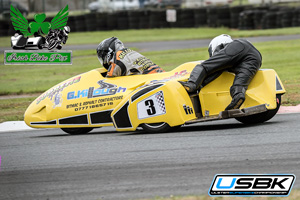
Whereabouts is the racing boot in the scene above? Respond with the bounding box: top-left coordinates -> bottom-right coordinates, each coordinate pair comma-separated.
225,85 -> 246,110
179,65 -> 207,93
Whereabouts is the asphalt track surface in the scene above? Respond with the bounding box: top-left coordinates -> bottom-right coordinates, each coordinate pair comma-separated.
1,34 -> 299,53
1,113 -> 300,200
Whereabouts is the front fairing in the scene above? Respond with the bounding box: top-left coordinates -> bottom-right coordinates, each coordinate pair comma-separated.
24,63 -> 195,128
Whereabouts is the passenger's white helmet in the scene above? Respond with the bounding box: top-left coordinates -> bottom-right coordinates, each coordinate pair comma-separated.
208,34 -> 233,57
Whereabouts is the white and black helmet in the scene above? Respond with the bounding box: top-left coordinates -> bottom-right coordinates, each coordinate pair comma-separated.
96,37 -> 124,69
208,34 -> 233,57
63,26 -> 71,35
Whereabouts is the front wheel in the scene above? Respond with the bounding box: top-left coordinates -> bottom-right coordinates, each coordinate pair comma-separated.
48,40 -> 58,50
141,122 -> 181,133
61,128 -> 94,135
235,95 -> 281,124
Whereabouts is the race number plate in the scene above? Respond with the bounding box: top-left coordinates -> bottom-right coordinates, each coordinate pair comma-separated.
137,91 -> 166,119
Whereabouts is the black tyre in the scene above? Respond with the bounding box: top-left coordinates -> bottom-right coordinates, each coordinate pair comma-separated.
48,40 -> 58,50
235,95 -> 281,124
37,39 -> 44,49
141,122 -> 181,133
61,128 -> 94,135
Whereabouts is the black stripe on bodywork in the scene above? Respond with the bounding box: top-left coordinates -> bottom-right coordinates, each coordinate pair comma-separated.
59,115 -> 88,125
131,84 -> 163,102
113,101 -> 132,128
276,76 -> 283,91
90,110 -> 113,124
30,120 -> 57,125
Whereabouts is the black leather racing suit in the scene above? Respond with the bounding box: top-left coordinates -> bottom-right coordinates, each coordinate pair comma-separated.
188,39 -> 262,110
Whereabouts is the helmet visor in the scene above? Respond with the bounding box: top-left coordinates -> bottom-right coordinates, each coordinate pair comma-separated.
208,45 -> 213,57
97,49 -> 111,69
97,53 -> 104,66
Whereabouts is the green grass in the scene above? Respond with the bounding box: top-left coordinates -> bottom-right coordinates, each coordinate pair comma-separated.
0,39 -> 300,122
0,39 -> 300,96
0,97 -> 36,123
1,27 -> 300,47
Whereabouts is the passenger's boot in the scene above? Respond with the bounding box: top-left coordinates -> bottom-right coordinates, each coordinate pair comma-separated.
179,65 -> 207,93
225,85 -> 246,110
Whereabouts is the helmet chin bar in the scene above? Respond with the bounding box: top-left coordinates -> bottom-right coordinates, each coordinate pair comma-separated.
212,44 -> 225,56
208,45 -> 213,57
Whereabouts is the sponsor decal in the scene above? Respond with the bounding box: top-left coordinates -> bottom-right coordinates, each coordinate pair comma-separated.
5,51 -> 72,65
67,80 -> 127,100
53,92 -> 63,108
209,174 -> 296,197
137,91 -> 166,119
66,95 -> 124,112
205,110 -> 209,116
5,5 -> 72,65
36,76 -> 81,104
183,105 -> 193,115
151,70 -> 189,83
118,49 -> 133,59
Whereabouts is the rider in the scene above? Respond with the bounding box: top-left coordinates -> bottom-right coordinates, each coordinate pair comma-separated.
47,26 -> 70,49
180,34 -> 262,110
96,37 -> 164,77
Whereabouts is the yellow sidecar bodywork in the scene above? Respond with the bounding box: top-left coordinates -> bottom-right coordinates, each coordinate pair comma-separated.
24,61 -> 285,132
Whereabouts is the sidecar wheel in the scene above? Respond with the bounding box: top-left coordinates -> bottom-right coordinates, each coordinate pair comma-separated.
235,95 -> 281,124
61,128 -> 94,135
141,122 -> 181,133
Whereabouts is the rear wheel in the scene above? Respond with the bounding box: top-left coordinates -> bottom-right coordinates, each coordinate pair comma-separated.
235,95 -> 281,124
141,122 -> 181,133
38,40 -> 43,49
61,128 -> 94,135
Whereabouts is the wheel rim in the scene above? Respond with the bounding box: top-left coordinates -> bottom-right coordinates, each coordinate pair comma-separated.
144,122 -> 166,128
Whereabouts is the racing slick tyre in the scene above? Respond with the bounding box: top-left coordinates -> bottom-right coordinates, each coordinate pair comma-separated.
141,122 -> 181,133
235,95 -> 281,124
61,128 -> 94,135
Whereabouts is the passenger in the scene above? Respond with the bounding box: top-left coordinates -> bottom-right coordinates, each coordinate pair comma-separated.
180,34 -> 262,110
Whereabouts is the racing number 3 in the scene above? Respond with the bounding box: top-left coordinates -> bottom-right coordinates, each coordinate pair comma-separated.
145,100 -> 156,115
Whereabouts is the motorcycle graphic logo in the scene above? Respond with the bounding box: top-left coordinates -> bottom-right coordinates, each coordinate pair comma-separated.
10,5 -> 69,50
5,5 -> 72,65
53,92 -> 63,108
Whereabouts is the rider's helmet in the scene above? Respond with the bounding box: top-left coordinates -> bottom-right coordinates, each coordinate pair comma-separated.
63,26 -> 71,35
14,30 -> 22,37
208,34 -> 233,57
96,37 -> 124,69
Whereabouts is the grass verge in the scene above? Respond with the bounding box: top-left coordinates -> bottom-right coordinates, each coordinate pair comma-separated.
0,97 -> 36,123
1,27 -> 300,47
0,39 -> 299,122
